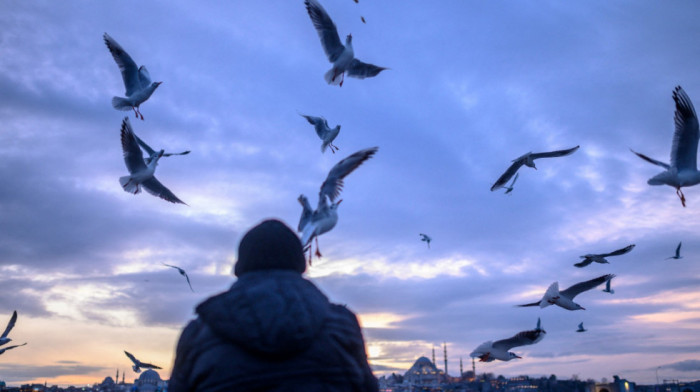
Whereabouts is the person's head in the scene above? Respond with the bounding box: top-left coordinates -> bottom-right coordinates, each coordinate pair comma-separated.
234,219 -> 306,277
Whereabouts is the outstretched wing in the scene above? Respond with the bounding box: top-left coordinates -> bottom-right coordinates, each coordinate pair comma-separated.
676,241 -> 682,257
630,149 -> 670,170
600,244 -> 635,258
297,195 -> 314,232
531,145 -> 580,160
103,33 -> 140,96
124,351 -> 138,365
491,159 -> 524,191
139,361 -> 162,370
138,65 -> 152,90
1,311 -> 17,339
320,147 -> 378,202
573,257 -> 593,268
120,117 -> 147,174
561,274 -> 614,300
134,134 -> 157,157
142,177 -> 187,205
346,59 -> 387,79
299,114 -> 328,139
670,86 -> 699,171
305,0 -> 345,63
493,328 -> 545,351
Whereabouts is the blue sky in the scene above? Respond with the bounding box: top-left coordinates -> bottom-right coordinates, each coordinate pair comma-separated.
1,0 -> 700,386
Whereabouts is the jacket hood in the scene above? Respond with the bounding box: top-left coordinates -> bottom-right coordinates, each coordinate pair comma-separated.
196,270 -> 330,357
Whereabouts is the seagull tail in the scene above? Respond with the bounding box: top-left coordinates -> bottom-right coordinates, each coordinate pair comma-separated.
112,96 -> 133,111
324,68 -> 343,85
119,176 -> 140,194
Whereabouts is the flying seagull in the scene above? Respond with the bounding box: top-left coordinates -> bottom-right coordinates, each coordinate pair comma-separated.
134,134 -> 190,165
631,86 -> 700,207
103,33 -> 162,120
490,146 -> 580,191
575,244 -> 635,268
504,172 -> 519,195
666,241 -> 683,260
576,322 -> 587,333
162,263 -> 194,292
517,274 -> 615,311
124,350 -> 162,373
602,277 -> 615,294
299,113 -> 341,153
119,117 -> 187,205
0,343 -> 26,356
419,233 -> 432,249
0,311 -> 17,347
470,319 -> 546,362
298,147 -> 378,263
305,0 -> 387,86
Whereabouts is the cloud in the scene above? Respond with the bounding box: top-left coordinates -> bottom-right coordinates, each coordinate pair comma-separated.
660,359 -> 700,372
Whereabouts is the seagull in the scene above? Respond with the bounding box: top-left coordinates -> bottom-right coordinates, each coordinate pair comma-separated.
602,277 -> 615,294
299,113 -> 341,153
124,350 -> 162,373
103,33 -> 162,120
305,0 -> 387,86
666,241 -> 683,260
119,117 -> 187,205
576,322 -> 587,333
631,86 -> 700,207
575,244 -> 635,268
0,343 -> 26,356
419,233 -> 432,249
162,263 -> 194,292
134,134 -> 190,165
0,311 -> 17,347
470,320 -> 546,362
360,16 -> 366,24
490,146 -> 580,191
298,147 -> 378,263
504,172 -> 519,195
517,274 -> 615,311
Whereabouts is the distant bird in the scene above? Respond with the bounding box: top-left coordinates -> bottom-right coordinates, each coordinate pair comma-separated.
0,311 -> 17,347
103,33 -> 162,120
490,146 -> 580,191
162,263 -> 194,292
298,147 -> 378,262
666,241 -> 683,260
119,117 -> 187,205
361,16 -> 366,24
517,274 -> 615,311
124,350 -> 162,373
299,113 -> 341,153
576,322 -> 587,333
575,244 -> 635,268
470,320 -> 546,362
631,86 -> 700,207
504,172 -> 519,195
134,134 -> 190,165
419,233 -> 432,249
602,277 -> 615,294
305,0 -> 387,86
0,342 -> 26,355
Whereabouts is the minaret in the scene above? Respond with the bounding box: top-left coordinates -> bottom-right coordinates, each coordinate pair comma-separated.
443,342 -> 448,377
122,371 -> 125,384
472,357 -> 476,380
116,369 -> 119,383
460,357 -> 463,377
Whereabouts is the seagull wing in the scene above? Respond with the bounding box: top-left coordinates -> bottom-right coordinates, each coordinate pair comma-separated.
134,134 -> 157,157
530,145 -> 580,160
560,274 -> 614,300
670,86 -> 700,171
103,33 -> 140,97
630,149 -> 671,170
676,241 -> 682,257
121,118 -> 147,174
139,361 -> 162,370
138,65 -> 152,90
183,272 -> 194,292
320,147 -> 378,202
3,342 -> 26,351
297,195 -> 314,232
491,159 -> 524,191
142,177 -> 187,205
573,257 -> 593,268
1,311 -> 17,339
493,328 -> 545,351
124,351 -> 139,365
600,244 -> 635,257
346,59 -> 387,79
305,0 -> 345,63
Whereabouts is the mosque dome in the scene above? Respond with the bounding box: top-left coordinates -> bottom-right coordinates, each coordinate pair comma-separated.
137,369 -> 161,385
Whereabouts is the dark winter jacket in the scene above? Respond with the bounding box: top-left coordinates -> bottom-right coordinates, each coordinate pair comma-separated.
168,270 -> 379,392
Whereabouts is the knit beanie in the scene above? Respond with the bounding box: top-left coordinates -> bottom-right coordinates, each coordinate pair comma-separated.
234,219 -> 306,277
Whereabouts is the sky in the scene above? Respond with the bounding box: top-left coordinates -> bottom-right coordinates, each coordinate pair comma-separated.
1,0 -> 700,387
